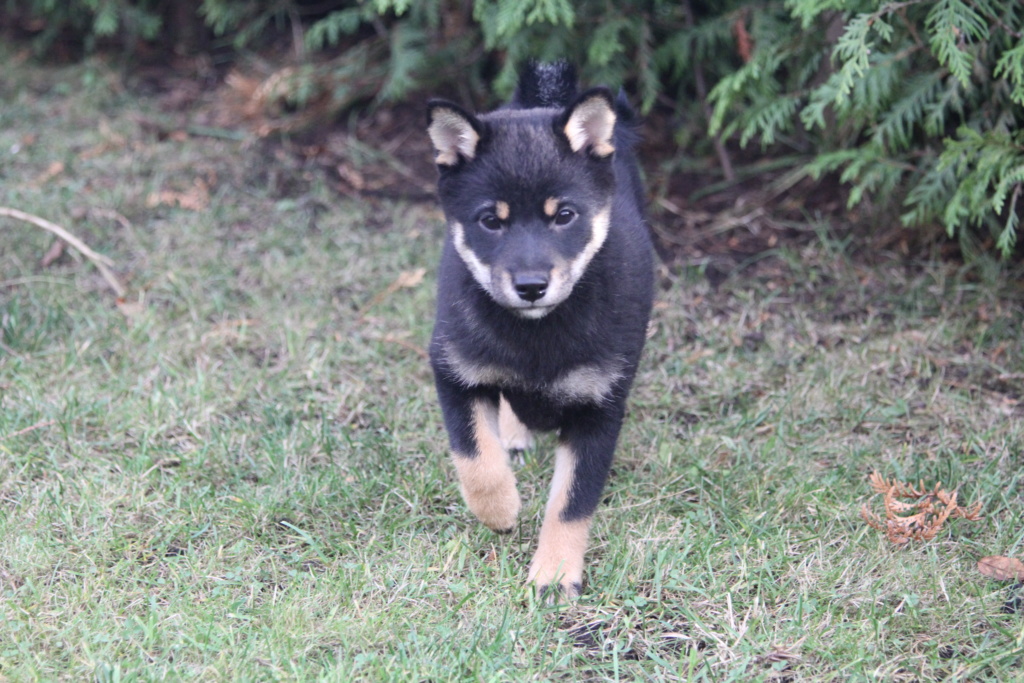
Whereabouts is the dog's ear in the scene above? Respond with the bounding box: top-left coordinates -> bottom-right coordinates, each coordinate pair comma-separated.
560,88 -> 616,158
427,100 -> 482,167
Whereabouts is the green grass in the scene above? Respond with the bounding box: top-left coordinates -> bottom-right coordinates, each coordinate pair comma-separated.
2,50 -> 1024,681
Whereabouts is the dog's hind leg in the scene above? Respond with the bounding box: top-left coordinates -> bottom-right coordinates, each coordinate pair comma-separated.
498,394 -> 534,453
528,405 -> 622,599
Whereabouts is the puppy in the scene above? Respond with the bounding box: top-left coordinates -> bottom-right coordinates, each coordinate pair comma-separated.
426,62 -> 654,598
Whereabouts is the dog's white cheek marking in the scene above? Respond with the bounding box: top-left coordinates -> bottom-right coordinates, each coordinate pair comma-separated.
569,205 -> 611,283
451,221 -> 493,292
451,399 -> 521,532
494,269 -> 521,310
528,444 -> 590,599
540,206 -> 610,308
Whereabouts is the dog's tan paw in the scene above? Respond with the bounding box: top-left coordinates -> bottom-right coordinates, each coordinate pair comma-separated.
452,399 -> 523,532
528,551 -> 585,602
463,476 -> 521,533
528,502 -> 591,602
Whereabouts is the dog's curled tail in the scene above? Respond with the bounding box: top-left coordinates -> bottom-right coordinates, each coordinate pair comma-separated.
512,60 -> 578,109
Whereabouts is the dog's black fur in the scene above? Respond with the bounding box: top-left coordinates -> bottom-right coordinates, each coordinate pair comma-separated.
426,62 -> 654,598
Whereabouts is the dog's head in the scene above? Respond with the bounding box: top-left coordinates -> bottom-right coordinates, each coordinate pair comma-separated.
427,89 -> 617,319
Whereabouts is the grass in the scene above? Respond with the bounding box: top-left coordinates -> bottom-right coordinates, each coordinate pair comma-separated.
2,49 -> 1024,681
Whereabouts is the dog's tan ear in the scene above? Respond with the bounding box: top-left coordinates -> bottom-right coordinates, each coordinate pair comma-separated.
562,89 -> 616,158
427,101 -> 481,167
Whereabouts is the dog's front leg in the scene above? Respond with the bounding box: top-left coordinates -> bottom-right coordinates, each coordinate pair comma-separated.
435,378 -> 522,533
528,405 -> 622,599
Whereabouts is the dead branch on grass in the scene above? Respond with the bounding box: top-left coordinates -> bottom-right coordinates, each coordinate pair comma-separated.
860,471 -> 982,546
0,206 -> 126,297
0,419 -> 57,441
358,268 -> 426,320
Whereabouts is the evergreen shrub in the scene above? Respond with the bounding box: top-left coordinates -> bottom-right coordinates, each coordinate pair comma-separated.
5,0 -> 1022,255
708,0 -> 1024,256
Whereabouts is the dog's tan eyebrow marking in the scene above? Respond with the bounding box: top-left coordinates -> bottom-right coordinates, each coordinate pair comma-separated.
495,201 -> 510,221
543,197 -> 559,217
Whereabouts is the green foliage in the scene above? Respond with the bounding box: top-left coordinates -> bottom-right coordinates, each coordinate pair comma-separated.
5,0 -> 163,52
925,0 -> 988,87
939,127 -> 1024,254
6,0 -> 1023,257
303,8 -> 366,52
710,0 -> 1024,257
199,0 -> 286,49
994,39 -> 1024,105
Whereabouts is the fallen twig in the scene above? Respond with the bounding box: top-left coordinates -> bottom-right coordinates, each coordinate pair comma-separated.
358,268 -> 426,320
0,206 -> 126,297
379,333 -> 428,360
1,419 -> 57,441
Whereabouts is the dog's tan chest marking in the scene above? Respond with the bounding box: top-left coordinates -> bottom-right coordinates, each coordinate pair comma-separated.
443,344 -> 518,387
548,364 -> 623,403
444,344 -> 621,404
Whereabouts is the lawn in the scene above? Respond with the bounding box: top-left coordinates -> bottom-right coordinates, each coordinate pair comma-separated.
2,50 -> 1024,681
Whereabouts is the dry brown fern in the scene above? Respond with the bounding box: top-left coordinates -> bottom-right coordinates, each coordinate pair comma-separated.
861,471 -> 983,546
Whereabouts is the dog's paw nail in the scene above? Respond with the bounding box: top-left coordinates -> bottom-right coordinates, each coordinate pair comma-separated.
533,580 -> 582,603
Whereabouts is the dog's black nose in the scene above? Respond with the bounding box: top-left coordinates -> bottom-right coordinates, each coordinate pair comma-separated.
513,273 -> 549,302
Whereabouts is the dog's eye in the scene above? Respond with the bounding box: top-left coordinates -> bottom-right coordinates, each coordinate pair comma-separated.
479,214 -> 502,231
554,208 -> 577,227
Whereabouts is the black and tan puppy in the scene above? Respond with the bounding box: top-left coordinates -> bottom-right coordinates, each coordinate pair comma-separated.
426,62 -> 654,598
